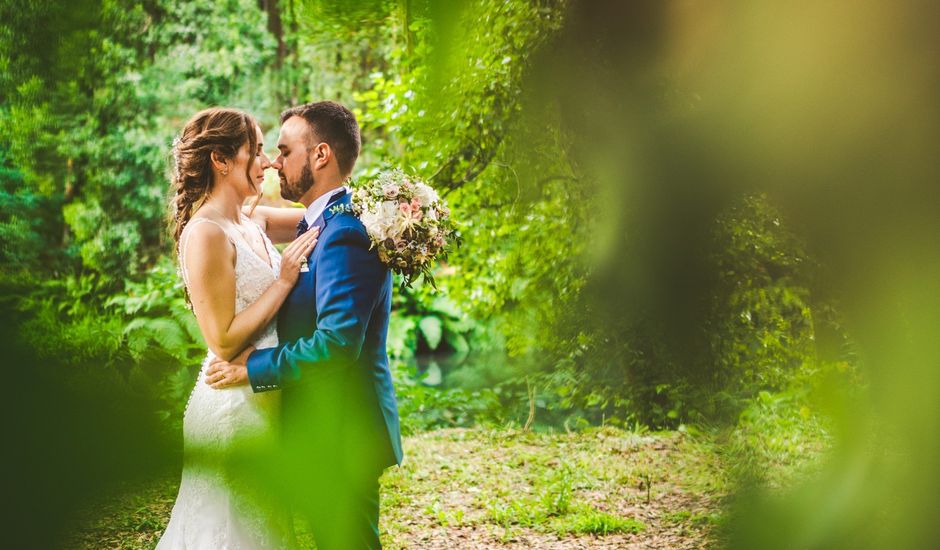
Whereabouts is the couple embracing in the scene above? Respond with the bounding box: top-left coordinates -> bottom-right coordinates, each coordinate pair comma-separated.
157,101 -> 402,549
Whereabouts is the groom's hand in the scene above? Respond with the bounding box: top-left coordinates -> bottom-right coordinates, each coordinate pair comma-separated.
206,346 -> 255,389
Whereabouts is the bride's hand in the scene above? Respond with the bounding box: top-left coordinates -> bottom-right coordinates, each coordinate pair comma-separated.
277,227 -> 319,286
206,346 -> 254,389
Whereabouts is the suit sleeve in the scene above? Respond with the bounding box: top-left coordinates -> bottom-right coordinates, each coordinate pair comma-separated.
245,225 -> 386,391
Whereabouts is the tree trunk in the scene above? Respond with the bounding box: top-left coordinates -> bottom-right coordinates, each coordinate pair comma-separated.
259,0 -> 285,69
400,0 -> 412,59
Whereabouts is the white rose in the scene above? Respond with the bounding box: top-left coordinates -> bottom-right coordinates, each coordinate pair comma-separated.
413,182 -> 439,206
379,200 -> 400,221
360,210 -> 386,241
382,183 -> 400,199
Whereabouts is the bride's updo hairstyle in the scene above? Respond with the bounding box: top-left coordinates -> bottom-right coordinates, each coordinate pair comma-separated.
169,107 -> 259,245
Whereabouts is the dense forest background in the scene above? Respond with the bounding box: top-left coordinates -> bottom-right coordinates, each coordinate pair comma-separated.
2,1 -> 939,548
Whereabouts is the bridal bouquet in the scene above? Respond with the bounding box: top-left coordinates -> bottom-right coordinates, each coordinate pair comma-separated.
348,169 -> 457,287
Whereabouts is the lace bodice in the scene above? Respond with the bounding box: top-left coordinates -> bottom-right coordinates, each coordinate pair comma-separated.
178,214 -> 282,351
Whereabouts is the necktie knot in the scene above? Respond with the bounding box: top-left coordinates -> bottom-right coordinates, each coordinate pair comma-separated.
296,217 -> 309,237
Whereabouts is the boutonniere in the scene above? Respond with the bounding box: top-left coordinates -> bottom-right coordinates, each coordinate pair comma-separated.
329,203 -> 354,216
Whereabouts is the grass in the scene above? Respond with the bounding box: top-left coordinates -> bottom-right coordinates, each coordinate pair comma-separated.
553,506 -> 647,535
376,427 -> 731,548
64,426 -> 737,549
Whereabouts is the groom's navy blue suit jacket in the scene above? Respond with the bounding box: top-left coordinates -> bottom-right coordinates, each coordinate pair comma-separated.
246,191 -> 403,473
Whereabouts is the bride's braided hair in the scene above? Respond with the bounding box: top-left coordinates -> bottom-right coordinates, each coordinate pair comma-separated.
169,108 -> 259,303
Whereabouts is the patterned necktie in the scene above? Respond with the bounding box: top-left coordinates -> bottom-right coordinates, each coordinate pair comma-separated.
296,217 -> 309,237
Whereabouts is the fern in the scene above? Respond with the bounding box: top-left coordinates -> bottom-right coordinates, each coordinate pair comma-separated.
123,317 -> 187,360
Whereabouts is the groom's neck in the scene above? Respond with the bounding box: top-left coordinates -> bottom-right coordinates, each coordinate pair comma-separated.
299,180 -> 344,208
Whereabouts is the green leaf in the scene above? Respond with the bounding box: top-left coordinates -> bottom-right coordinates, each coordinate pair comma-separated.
443,315 -> 477,334
431,295 -> 463,318
122,318 -> 151,335
444,331 -> 469,356
173,308 -> 204,344
123,317 -> 186,357
419,315 -> 443,350
148,319 -> 186,355
387,314 -> 417,359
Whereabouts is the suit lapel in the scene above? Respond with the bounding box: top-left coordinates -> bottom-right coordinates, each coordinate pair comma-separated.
310,215 -> 327,238
309,190 -> 350,265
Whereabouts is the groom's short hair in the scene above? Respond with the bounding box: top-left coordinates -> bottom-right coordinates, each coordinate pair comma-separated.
281,101 -> 361,176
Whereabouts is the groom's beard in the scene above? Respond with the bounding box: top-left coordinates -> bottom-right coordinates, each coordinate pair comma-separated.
280,160 -> 315,202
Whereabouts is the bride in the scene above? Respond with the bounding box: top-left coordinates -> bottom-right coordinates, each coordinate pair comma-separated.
157,108 -> 315,549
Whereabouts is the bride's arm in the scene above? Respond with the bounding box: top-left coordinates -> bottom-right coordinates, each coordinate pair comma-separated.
183,221 -> 318,361
244,205 -> 306,244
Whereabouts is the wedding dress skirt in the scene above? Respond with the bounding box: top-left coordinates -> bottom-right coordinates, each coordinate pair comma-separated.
157,217 -> 294,549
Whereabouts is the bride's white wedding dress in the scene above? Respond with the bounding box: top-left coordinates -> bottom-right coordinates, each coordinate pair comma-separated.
157,215 -> 294,549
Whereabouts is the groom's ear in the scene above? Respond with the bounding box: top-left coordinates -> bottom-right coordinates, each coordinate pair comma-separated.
312,142 -> 331,170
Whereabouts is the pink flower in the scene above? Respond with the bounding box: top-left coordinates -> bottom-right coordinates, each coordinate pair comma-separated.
399,202 -> 412,215
383,183 -> 400,199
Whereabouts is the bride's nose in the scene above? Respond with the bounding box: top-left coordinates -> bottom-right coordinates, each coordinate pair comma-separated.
259,151 -> 272,170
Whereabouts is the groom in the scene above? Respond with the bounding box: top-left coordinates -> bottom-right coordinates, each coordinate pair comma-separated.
207,100 -> 402,549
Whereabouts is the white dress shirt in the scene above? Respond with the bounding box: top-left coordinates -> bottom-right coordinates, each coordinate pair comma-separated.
303,185 -> 349,227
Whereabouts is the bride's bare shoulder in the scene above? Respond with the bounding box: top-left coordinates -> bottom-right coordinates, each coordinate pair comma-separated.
181,216 -> 235,256
177,216 -> 236,289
